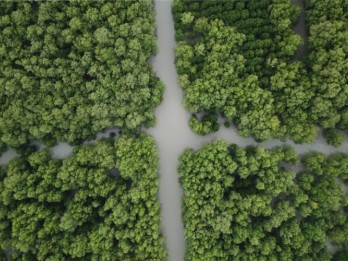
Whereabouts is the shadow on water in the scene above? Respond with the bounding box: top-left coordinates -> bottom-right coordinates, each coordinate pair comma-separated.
109,167 -> 121,179
293,0 -> 308,60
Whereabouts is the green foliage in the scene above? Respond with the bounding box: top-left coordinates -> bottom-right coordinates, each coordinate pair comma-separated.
0,134 -> 166,260
173,0 -> 313,142
179,141 -> 348,260
323,129 -> 345,147
306,0 -> 348,134
175,13 -> 285,141
173,0 -> 348,144
333,251 -> 348,261
189,112 -> 219,135
0,1 -> 163,147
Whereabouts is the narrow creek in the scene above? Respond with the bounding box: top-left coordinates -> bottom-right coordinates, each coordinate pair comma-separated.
293,0 -> 308,60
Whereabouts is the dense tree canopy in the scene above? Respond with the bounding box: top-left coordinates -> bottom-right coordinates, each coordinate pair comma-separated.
179,141 -> 348,260
306,0 -> 348,134
0,134 -> 166,260
173,0 -> 348,144
0,1 -> 163,147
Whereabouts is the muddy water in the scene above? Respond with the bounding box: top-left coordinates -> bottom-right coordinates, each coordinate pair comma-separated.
0,149 -> 18,165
